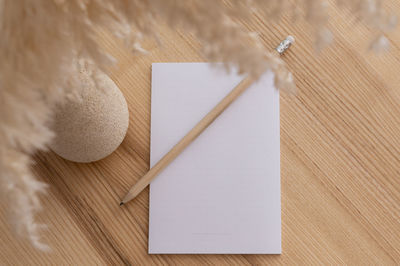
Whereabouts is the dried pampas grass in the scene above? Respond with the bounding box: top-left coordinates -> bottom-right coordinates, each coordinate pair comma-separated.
0,0 -> 395,250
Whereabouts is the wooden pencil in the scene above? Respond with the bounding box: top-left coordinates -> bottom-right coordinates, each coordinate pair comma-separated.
120,36 -> 294,205
120,76 -> 255,205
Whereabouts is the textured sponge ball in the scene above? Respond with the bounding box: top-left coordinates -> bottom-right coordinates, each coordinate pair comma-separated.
50,67 -> 129,163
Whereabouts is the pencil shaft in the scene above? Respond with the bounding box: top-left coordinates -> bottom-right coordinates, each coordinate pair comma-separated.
121,76 -> 255,204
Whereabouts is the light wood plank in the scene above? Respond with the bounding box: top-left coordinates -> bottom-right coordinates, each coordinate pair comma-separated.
1,1 -> 400,265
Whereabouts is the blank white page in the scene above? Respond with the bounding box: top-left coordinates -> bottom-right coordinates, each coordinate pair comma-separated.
149,63 -> 281,254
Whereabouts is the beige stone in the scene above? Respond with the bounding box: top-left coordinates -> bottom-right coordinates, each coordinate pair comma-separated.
50,66 -> 129,163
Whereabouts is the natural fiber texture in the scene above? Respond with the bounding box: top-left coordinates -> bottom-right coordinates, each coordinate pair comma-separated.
0,0 -> 395,250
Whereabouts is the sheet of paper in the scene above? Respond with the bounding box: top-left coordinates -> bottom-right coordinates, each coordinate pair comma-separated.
149,63 -> 281,254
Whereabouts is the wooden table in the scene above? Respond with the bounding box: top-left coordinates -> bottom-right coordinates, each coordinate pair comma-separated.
1,2 -> 400,265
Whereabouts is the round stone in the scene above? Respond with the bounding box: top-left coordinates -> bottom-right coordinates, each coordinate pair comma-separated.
50,67 -> 129,163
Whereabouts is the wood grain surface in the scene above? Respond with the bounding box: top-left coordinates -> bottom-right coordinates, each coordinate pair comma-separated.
1,1 -> 400,265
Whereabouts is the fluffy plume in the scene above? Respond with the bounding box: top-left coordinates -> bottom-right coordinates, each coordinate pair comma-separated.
0,0 -> 395,250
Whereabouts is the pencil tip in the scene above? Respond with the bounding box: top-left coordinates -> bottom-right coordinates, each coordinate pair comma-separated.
119,202 -> 124,206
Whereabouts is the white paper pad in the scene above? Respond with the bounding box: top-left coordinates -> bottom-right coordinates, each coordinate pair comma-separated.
149,63 -> 281,254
